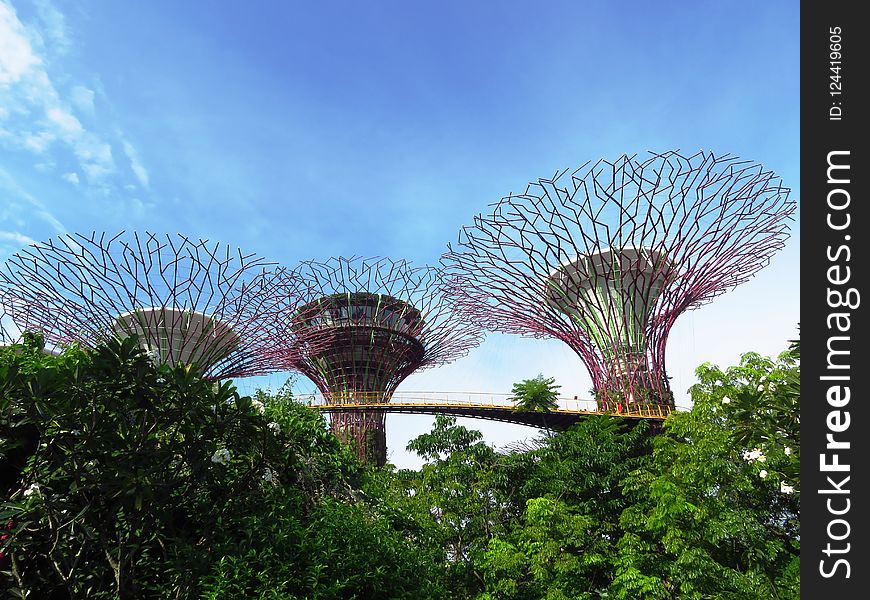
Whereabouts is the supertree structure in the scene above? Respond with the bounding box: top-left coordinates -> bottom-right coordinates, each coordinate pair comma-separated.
442,150 -> 795,409
281,256 -> 481,465
0,231 -> 312,380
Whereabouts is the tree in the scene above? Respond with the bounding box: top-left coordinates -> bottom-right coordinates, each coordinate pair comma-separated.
478,497 -> 599,600
1,334 -> 317,597
1,334 -> 441,599
3,334 -> 800,598
727,338 -> 799,491
509,375 -> 561,413
199,385 -> 449,599
403,415 -> 503,598
612,342 -> 800,599
478,417 -> 654,599
509,375 -> 562,436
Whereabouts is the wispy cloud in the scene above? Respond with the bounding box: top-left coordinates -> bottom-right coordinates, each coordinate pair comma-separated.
30,0 -> 70,53
0,166 -> 66,234
0,0 -> 145,191
1,2 -> 112,181
46,105 -> 83,136
1,3 -> 39,84
70,84 -> 95,114
0,168 -> 67,262
0,230 -> 37,247
0,227 -> 39,264
122,139 -> 150,188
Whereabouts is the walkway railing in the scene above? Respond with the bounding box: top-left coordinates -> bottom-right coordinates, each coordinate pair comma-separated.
298,391 -> 674,420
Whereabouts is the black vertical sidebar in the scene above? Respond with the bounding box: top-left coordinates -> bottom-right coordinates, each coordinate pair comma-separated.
801,1 -> 868,597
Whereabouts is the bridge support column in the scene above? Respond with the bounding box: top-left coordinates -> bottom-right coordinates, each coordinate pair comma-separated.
330,411 -> 387,466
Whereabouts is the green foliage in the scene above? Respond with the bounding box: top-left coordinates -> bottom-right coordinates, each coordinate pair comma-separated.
477,418 -> 654,600
402,342 -> 799,600
404,415 -> 503,598
724,339 -> 800,490
479,497 -> 599,600
612,343 -> 800,599
200,492 -> 447,600
0,334 -> 436,599
509,375 -> 560,413
1,333 -> 801,599
2,334 -> 250,596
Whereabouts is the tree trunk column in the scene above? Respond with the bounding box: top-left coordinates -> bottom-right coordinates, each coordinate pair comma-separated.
330,411 -> 387,466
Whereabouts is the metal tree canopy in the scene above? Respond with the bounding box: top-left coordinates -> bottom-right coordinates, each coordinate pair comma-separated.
112,307 -> 241,368
282,256 -> 482,465
544,247 -> 674,384
442,150 -> 796,407
294,292 -> 426,397
0,231 -> 309,379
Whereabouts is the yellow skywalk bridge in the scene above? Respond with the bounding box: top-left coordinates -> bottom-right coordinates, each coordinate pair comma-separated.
301,391 -> 674,430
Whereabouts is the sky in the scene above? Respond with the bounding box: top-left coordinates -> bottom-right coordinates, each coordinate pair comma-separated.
1,0 -> 799,468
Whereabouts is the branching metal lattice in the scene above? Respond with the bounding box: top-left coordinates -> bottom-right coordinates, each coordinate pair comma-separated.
281,256 -> 482,464
0,231 -> 308,379
442,150 -> 795,407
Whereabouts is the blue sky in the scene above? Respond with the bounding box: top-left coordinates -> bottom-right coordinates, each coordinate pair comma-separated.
1,0 -> 799,467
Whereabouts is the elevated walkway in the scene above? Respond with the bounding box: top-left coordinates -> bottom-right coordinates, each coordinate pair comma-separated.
300,391 -> 674,430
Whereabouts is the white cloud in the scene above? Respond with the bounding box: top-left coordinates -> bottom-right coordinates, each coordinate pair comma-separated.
75,133 -> 114,180
46,106 -> 83,136
0,1 -> 117,184
23,130 -> 54,152
122,140 -> 149,188
0,229 -> 38,267
0,230 -> 37,247
0,166 -> 66,234
0,2 -> 40,85
31,0 -> 71,54
61,171 -> 79,184
70,85 -> 95,114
